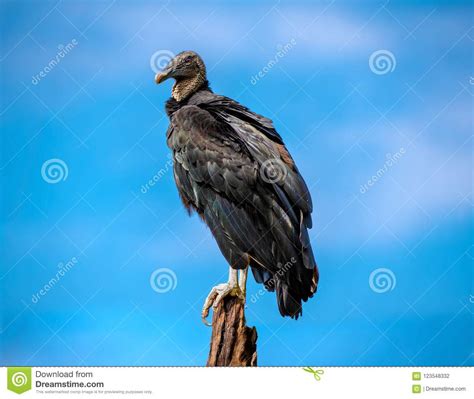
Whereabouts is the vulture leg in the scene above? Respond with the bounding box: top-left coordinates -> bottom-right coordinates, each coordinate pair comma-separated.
239,266 -> 248,301
201,266 -> 244,326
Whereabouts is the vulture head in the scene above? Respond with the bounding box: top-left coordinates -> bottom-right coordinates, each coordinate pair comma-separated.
155,50 -> 207,102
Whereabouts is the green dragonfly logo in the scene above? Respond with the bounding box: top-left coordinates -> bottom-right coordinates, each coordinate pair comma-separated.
303,367 -> 324,381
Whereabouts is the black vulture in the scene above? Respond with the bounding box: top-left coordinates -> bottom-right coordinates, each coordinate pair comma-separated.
155,51 -> 318,324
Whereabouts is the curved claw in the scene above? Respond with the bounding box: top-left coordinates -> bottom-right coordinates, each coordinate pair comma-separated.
201,297 -> 214,327
201,282 -> 239,327
201,284 -> 222,327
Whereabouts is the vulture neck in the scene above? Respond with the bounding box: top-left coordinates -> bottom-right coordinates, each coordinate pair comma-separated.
172,73 -> 206,102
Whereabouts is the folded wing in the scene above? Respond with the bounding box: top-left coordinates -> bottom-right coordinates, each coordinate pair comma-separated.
167,99 -> 318,318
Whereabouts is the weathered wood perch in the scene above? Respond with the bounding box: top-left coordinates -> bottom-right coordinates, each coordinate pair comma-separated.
206,295 -> 258,366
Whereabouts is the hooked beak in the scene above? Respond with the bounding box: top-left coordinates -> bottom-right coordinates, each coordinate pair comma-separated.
155,66 -> 173,84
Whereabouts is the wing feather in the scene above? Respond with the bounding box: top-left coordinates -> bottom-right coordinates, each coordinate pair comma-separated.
167,100 -> 318,318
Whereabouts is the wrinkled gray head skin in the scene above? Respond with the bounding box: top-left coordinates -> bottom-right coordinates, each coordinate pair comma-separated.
155,50 -> 206,87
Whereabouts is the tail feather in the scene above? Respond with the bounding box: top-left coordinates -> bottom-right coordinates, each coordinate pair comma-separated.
276,279 -> 302,319
275,266 -> 318,319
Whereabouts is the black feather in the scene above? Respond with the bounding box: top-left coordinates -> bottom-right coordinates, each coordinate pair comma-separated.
165,78 -> 319,319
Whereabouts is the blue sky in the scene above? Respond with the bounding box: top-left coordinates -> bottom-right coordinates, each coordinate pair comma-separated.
0,0 -> 472,366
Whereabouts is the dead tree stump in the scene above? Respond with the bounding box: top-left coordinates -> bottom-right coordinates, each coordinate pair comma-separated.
206,295 -> 257,366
